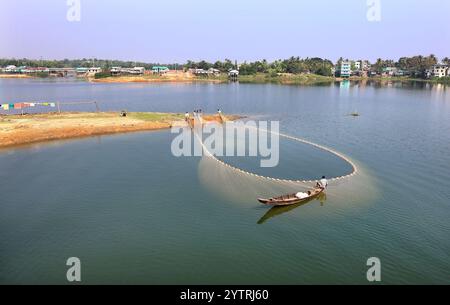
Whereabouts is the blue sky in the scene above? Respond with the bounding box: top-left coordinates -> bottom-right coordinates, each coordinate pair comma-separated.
0,0 -> 449,63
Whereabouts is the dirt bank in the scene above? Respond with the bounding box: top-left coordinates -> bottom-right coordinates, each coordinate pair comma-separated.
0,74 -> 31,79
0,112 -> 236,148
91,71 -> 225,83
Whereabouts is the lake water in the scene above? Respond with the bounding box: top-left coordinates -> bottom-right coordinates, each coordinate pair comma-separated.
1,78 -> 449,284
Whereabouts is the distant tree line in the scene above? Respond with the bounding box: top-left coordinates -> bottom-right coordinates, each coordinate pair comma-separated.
1,55 -> 448,78
0,58 -> 180,70
184,57 -> 334,76
371,55 -> 440,74
184,59 -> 236,71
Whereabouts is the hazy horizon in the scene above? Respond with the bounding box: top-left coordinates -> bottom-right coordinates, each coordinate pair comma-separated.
0,0 -> 449,63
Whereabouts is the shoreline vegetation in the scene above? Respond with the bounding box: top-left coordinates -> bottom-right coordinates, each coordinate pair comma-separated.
1,55 -> 449,85
1,72 -> 449,85
89,73 -> 337,85
93,73 -> 450,85
0,112 -> 239,148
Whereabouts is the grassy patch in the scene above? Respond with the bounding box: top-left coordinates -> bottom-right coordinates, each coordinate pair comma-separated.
434,77 -> 450,85
94,71 -> 112,79
127,112 -> 184,121
238,73 -> 334,85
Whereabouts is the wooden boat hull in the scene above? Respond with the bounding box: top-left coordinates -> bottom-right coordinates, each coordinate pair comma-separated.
258,188 -> 324,206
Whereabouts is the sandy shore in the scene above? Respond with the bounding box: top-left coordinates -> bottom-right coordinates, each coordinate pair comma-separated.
0,112 -> 235,148
0,74 -> 31,79
91,71 -> 225,84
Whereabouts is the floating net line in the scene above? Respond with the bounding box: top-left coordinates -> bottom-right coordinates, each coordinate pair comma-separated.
191,117 -> 358,186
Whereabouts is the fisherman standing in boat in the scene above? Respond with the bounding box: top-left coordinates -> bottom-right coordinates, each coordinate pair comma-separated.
317,176 -> 328,189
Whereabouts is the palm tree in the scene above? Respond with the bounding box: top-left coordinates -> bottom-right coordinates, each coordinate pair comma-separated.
375,58 -> 383,73
428,54 -> 437,66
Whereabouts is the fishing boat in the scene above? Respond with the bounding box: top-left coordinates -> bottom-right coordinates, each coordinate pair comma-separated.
257,188 -> 324,206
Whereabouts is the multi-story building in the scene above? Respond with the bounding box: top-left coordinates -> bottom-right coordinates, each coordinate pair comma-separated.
355,60 -> 371,71
339,61 -> 351,78
432,64 -> 449,78
88,67 -> 102,75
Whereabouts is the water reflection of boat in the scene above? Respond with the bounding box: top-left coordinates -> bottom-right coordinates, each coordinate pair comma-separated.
257,192 -> 327,225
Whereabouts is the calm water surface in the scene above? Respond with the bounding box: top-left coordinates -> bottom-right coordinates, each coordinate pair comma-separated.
1,79 -> 449,284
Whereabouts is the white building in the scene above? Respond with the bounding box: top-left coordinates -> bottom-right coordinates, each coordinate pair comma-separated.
112,67 -> 145,75
207,68 -> 221,76
355,60 -> 370,71
4,65 -> 17,73
110,67 -> 121,75
86,67 -> 102,76
88,67 -> 102,73
192,68 -> 208,75
432,64 -> 449,78
228,69 -> 239,76
131,67 -> 145,75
